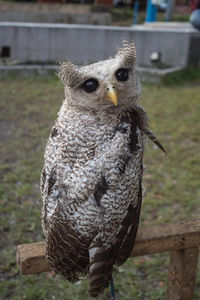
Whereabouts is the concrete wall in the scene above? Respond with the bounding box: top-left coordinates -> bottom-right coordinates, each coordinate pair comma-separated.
0,12 -> 111,26
0,3 -> 91,14
0,2 -> 111,25
0,22 -> 199,67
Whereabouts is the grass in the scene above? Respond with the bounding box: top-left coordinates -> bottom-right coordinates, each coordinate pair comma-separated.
163,68 -> 200,86
0,74 -> 200,299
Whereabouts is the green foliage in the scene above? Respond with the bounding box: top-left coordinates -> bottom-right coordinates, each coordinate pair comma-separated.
111,7 -> 133,22
162,68 -> 200,86
0,75 -> 200,299
172,14 -> 190,22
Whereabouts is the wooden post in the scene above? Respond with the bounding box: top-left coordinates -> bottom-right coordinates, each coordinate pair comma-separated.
16,241 -> 51,275
166,247 -> 199,300
16,220 -> 200,275
16,221 -> 200,300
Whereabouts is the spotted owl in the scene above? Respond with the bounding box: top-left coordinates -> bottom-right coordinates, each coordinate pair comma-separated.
41,41 -> 165,297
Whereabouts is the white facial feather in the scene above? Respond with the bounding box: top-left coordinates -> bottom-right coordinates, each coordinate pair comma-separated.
59,41 -> 141,112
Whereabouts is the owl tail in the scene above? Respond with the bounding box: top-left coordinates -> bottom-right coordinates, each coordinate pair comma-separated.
88,236 -> 114,297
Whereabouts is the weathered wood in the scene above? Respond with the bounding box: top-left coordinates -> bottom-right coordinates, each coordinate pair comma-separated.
132,220 -> 200,256
16,241 -> 51,275
166,247 -> 199,300
16,220 -> 200,275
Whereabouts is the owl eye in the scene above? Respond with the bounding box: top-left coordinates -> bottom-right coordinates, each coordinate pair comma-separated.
82,78 -> 99,93
115,68 -> 129,82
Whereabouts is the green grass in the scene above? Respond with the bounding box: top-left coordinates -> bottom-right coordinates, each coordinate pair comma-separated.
0,74 -> 200,299
163,68 -> 200,86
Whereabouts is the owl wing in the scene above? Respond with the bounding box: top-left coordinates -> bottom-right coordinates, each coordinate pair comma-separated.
43,112 -> 143,297
88,111 -> 144,297
113,179 -> 142,266
88,192 -> 143,297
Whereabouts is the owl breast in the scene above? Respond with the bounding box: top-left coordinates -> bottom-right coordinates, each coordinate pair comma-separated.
59,109 -> 117,167
42,106 -> 118,223
41,103 -> 144,292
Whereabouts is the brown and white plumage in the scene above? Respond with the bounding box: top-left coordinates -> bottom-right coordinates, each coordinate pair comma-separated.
41,41 -> 165,297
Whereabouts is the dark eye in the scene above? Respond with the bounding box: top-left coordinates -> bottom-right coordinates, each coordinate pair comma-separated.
115,68 -> 129,82
82,78 -> 99,93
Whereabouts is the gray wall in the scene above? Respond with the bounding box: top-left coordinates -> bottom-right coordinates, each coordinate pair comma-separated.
0,22 -> 199,67
0,12 -> 111,26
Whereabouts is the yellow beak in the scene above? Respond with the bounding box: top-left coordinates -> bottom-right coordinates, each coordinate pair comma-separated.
106,86 -> 118,106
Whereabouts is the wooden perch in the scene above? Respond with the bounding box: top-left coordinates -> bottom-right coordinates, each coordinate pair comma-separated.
17,220 -> 200,275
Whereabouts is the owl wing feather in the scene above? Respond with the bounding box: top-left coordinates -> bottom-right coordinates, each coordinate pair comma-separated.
43,110 -> 143,297
88,195 -> 143,297
114,180 -> 142,266
88,111 -> 143,296
46,211 -> 90,282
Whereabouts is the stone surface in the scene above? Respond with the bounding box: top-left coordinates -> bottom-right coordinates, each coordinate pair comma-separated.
0,65 -> 58,77
0,12 -> 111,26
0,22 -> 199,68
0,2 -> 111,25
0,2 -> 91,14
0,64 -> 183,83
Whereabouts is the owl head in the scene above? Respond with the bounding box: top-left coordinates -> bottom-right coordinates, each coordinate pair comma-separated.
58,41 -> 141,112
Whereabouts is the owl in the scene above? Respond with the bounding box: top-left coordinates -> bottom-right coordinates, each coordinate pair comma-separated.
41,41 -> 165,297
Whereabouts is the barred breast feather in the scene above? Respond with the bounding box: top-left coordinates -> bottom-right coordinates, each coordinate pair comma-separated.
41,102 -> 145,297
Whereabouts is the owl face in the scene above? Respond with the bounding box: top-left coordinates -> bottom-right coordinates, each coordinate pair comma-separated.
59,41 -> 141,112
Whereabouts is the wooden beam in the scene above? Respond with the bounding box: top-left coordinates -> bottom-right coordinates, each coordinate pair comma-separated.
166,247 -> 199,300
16,241 -> 51,275
132,220 -> 200,256
16,220 -> 200,275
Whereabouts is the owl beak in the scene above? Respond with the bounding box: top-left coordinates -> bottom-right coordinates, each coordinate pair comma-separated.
106,86 -> 118,106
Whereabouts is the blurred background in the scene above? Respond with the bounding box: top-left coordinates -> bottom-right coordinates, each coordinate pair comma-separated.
0,0 -> 198,26
0,0 -> 200,299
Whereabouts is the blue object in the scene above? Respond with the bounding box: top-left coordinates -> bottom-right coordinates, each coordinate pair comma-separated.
133,1 -> 139,25
190,9 -> 200,31
146,0 -> 158,22
110,276 -> 115,300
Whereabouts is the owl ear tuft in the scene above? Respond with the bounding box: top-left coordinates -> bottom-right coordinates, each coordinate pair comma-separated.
58,61 -> 82,88
116,40 -> 136,67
